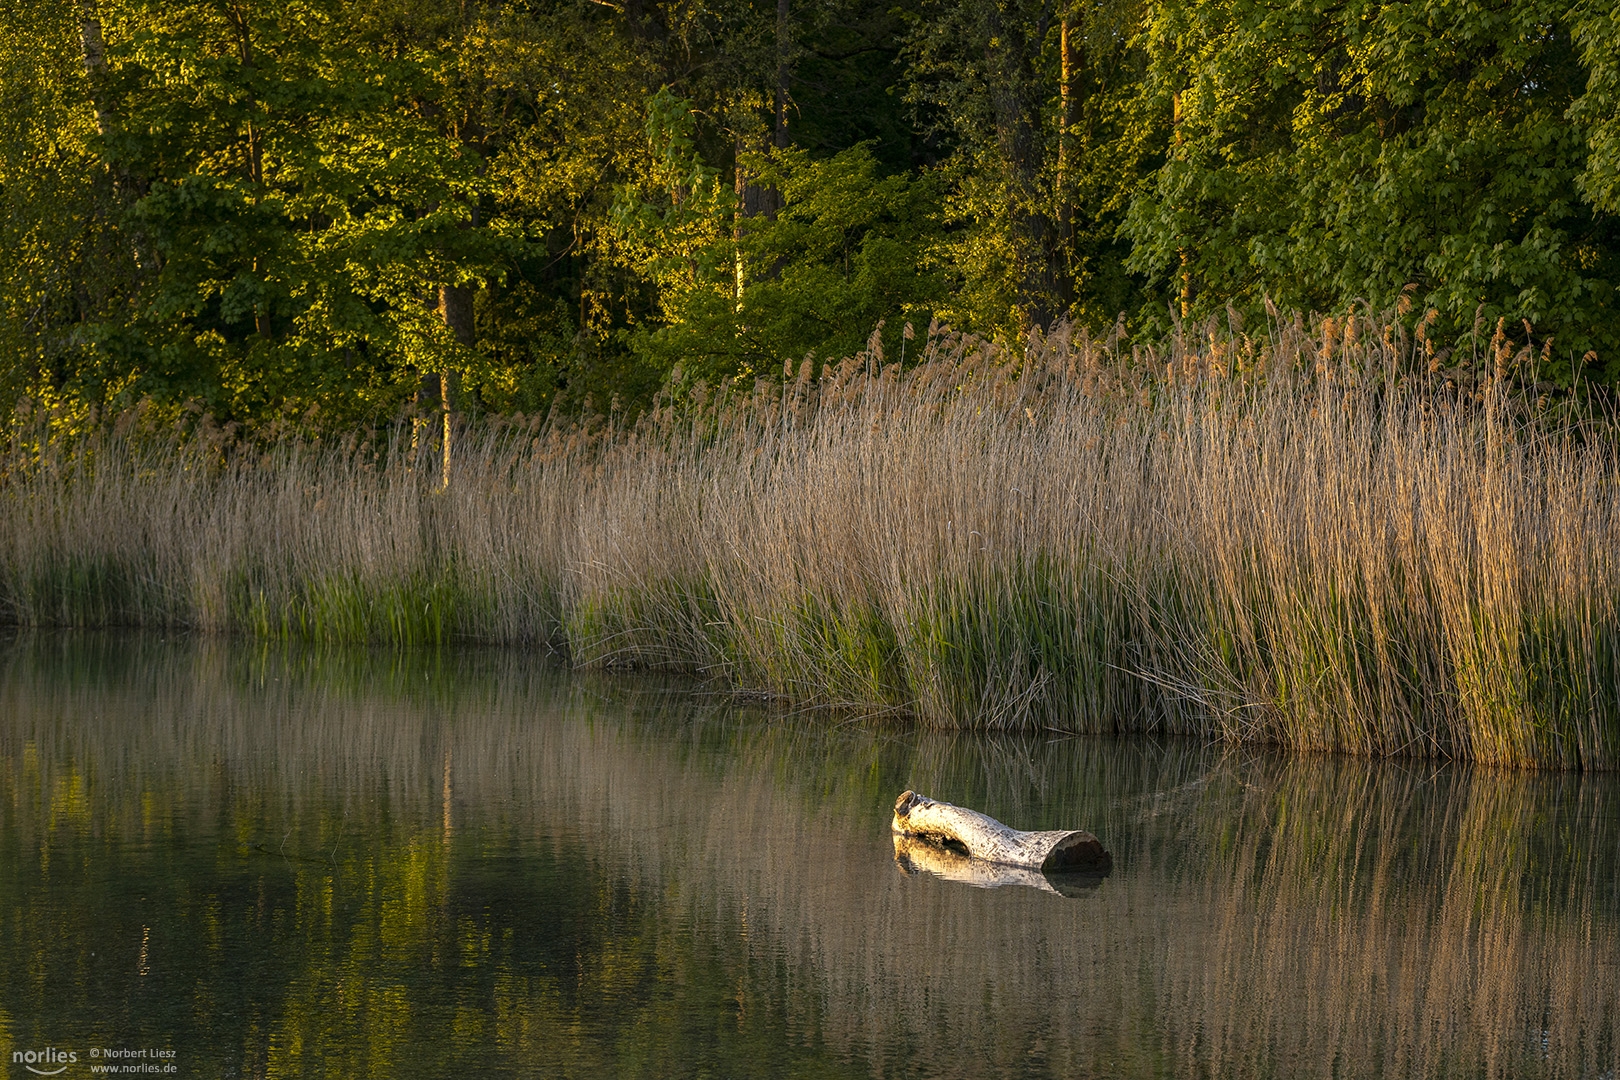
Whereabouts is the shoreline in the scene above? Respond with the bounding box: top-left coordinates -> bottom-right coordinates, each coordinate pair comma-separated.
4,316 -> 1616,769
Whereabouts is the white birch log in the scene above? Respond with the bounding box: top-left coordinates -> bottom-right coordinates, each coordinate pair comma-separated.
891,790 -> 1111,873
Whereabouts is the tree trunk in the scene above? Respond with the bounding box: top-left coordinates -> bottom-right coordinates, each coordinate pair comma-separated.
984,4 -> 1057,333
74,0 -> 115,137
775,0 -> 791,149
732,0 -> 793,300
438,283 -> 475,348
439,367 -> 457,489
1172,90 -> 1197,319
225,0 -> 264,185
891,791 -> 1111,873
1057,5 -> 1078,246
413,368 -> 458,488
76,0 -> 159,271
734,133 -> 777,222
734,130 -> 779,298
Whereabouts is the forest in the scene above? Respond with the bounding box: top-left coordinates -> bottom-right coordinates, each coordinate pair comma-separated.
3,0 -> 1620,430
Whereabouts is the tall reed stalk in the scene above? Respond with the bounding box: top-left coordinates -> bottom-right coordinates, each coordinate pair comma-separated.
3,313 -> 1617,767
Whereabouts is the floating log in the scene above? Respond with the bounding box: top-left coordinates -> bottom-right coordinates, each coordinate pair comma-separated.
892,833 -> 1105,896
891,790 -> 1112,874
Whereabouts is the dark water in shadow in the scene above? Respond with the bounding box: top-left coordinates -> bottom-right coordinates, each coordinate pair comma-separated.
0,633 -> 1616,1079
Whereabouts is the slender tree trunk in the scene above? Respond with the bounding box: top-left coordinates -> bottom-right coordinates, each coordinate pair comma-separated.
75,0 -> 158,271
1057,6 -> 1077,244
440,369 -> 457,489
1172,90 -> 1196,319
734,145 -> 747,303
254,258 -> 272,338
436,197 -> 479,349
1052,3 -> 1081,316
412,368 -> 458,488
775,0 -> 791,149
73,0 -> 114,137
226,0 -> 275,337
435,284 -> 471,486
227,3 -> 263,186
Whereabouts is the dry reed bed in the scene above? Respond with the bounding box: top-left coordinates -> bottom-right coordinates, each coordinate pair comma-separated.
3,313 -> 1618,767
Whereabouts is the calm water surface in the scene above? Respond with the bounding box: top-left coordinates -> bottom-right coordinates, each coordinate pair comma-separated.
0,634 -> 1616,1079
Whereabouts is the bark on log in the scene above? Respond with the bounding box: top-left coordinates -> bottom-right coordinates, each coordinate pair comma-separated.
892,834 -> 1104,896
891,790 -> 1111,874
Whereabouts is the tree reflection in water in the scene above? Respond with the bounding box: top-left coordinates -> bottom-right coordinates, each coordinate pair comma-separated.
0,633 -> 1614,1079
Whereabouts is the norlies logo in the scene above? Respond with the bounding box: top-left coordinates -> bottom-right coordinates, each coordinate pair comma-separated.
11,1049 -> 77,1077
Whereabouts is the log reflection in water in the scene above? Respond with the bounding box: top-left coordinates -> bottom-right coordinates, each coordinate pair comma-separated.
0,634 -> 1615,1080
891,832 -> 1107,897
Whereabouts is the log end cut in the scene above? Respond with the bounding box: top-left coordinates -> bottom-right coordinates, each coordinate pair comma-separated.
1039,829 -> 1112,874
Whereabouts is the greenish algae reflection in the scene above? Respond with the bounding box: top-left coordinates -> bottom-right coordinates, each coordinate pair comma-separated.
0,633 -> 1616,1079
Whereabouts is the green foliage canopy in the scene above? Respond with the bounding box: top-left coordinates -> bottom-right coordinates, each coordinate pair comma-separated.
612,97 -> 945,382
4,0 -> 1620,432
1124,0 -> 1620,370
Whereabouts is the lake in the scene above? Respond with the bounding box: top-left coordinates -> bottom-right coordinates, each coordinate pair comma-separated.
0,633 -> 1615,1079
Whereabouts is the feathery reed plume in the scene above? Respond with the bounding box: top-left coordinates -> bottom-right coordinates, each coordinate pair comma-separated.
2,310 -> 1617,767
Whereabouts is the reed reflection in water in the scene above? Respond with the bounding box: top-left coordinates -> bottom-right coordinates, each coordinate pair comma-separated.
0,633 -> 1614,1079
